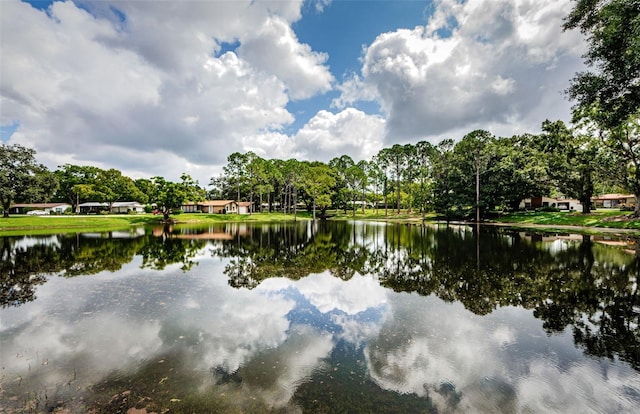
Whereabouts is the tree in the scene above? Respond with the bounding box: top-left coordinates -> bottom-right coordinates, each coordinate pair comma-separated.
303,162 -> 337,220
150,174 -> 204,220
378,145 -> 408,214
488,134 -> 551,211
345,162 -> 366,216
54,164 -> 101,212
244,152 -> 271,214
366,159 -> 385,214
0,144 -> 57,217
224,152 -> 249,203
372,151 -> 392,216
95,169 -> 148,209
563,1 -> 640,216
277,159 -> 304,216
412,141 -> 436,217
564,0 -> 640,130
135,178 -> 155,202
356,160 -> 370,213
329,155 -> 356,214
539,120 -> 600,213
452,130 -> 494,221
591,114 -> 640,216
266,159 -> 284,212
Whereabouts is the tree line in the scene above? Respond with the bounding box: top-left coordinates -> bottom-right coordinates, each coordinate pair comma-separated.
1,0 -> 638,219
208,117 -> 638,220
1,115 -> 636,221
0,150 -> 206,219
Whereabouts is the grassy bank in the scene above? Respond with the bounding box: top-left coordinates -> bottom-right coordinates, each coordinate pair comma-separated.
0,209 -> 637,236
0,212 -> 313,236
491,209 -> 640,231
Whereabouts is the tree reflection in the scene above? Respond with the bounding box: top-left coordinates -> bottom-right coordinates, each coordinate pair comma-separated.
209,222 -> 639,371
139,236 -> 205,272
0,229 -> 207,307
0,236 -> 51,307
1,222 -> 638,369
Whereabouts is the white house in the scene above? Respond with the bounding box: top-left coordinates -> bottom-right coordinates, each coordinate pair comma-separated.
111,201 -> 145,214
79,201 -> 145,214
556,199 -> 583,211
592,194 -> 635,208
181,200 -> 238,214
9,203 -> 72,215
237,201 -> 252,214
519,197 -> 583,211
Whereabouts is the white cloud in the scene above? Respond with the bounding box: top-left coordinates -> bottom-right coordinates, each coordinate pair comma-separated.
337,0 -> 586,143
241,131 -> 302,161
0,0 -> 590,185
292,108 -> 385,162
239,16 -> 334,100
0,0 -> 330,185
243,109 -> 385,164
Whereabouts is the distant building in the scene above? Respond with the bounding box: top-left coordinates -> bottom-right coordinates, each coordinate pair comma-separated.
8,203 -> 72,215
111,201 -> 145,214
592,194 -> 635,208
237,201 -> 253,214
181,200 -> 238,214
78,201 -> 145,214
519,197 -> 582,211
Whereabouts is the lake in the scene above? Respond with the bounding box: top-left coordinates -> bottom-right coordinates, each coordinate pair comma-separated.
1,221 -> 639,413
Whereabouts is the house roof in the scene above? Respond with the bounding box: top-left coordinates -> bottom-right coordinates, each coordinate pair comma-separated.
237,201 -> 252,207
78,202 -> 108,207
184,200 -> 236,207
10,203 -> 70,208
592,193 -> 634,200
112,201 -> 144,207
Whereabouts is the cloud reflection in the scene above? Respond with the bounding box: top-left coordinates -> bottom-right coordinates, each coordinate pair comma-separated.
1,252 -> 638,413
363,293 -> 640,413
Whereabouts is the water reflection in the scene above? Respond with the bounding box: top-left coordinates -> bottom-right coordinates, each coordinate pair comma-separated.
0,222 -> 639,413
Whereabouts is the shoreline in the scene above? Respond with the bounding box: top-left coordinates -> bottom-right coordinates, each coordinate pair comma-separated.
1,211 -> 638,237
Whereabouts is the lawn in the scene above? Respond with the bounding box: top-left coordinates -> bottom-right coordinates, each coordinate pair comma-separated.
492,209 -> 640,230
0,212 -> 313,235
1,209 -> 637,236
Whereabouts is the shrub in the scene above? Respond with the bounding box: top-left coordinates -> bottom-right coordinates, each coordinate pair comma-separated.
538,206 -> 561,212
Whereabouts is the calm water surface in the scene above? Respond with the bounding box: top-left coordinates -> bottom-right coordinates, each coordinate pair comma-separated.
1,221 -> 639,413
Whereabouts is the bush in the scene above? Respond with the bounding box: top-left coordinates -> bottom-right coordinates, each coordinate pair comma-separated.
537,206 -> 561,212
144,205 -> 154,213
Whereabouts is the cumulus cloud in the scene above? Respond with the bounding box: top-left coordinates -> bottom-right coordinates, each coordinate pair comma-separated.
292,108 -> 385,162
336,0 -> 586,143
1,0 -> 589,184
240,16 -> 334,100
0,0 -> 330,184
243,108 -> 385,164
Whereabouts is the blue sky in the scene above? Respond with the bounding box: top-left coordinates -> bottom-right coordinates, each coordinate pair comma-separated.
1,0 -> 586,185
287,0 -> 432,133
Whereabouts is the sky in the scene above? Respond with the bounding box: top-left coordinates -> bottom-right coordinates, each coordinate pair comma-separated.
0,0 -> 587,187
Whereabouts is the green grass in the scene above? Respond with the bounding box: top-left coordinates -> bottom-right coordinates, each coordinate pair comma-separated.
492,209 -> 640,230
0,212 -> 312,235
325,208 -> 437,221
1,209 -> 637,236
